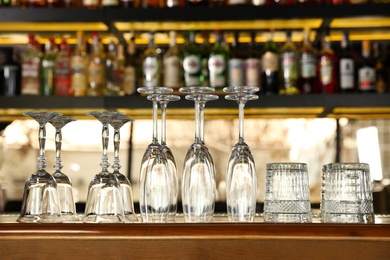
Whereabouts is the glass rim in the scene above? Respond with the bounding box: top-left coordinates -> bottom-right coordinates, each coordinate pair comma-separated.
322,162 -> 369,171
266,162 -> 307,170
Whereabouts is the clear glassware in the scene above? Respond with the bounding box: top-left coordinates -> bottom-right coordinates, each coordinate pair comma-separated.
137,86 -> 173,223
48,115 -> 79,222
18,111 -> 64,223
108,112 -> 138,222
157,94 -> 180,222
224,86 -> 259,222
83,111 -> 125,223
180,86 -> 218,223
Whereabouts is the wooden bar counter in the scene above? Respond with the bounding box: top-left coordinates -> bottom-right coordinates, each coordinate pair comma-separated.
1,214 -> 390,259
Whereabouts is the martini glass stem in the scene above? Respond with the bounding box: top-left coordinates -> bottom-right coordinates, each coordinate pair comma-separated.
101,123 -> 110,171
199,100 -> 205,143
113,129 -> 121,171
152,99 -> 159,145
54,129 -> 63,172
37,124 -> 47,171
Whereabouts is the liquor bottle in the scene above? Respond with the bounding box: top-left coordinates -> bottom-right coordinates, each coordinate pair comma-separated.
165,0 -> 184,7
71,31 -> 89,97
114,44 -> 126,95
88,32 -> 106,96
0,48 -> 21,96
64,0 -> 82,7
318,33 -> 338,94
163,31 -> 183,90
40,38 -> 57,96
200,32 -> 210,86
279,30 -> 299,95
227,0 -> 247,5
47,0 -> 64,7
251,0 -> 265,5
267,0 -> 295,4
28,0 -> 47,7
102,0 -> 118,7
21,34 -> 41,96
106,40 -> 120,96
183,30 -> 202,87
185,0 -> 207,6
228,32 -> 245,87
245,32 -> 261,89
141,0 -> 163,8
208,30 -> 229,91
261,30 -> 280,94
121,0 -> 139,7
2,0 -> 21,7
142,31 -> 161,88
373,42 -> 386,93
338,31 -> 355,93
298,28 -> 319,94
54,39 -> 72,96
358,40 -> 376,93
123,36 -> 138,95
83,0 -> 101,8
208,0 -> 226,6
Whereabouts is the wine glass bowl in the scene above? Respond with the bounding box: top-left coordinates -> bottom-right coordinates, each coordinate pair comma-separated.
48,115 -> 79,222
224,86 -> 259,222
18,111 -> 64,223
83,111 -> 125,223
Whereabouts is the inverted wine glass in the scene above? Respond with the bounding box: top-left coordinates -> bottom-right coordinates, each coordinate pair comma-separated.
224,86 -> 259,222
83,111 -> 124,223
49,115 -> 79,222
157,94 -> 180,222
108,112 -> 137,222
18,111 -> 63,223
137,86 -> 173,223
180,86 -> 218,223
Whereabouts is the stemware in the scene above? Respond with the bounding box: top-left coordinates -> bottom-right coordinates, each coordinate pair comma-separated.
83,111 -> 124,223
18,111 -> 63,223
180,86 -> 218,223
48,115 -> 79,222
157,94 -> 180,221
224,86 -> 259,222
137,86 -> 173,223
108,112 -> 137,222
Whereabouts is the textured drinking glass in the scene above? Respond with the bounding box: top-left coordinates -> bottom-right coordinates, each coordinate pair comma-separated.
108,112 -> 137,222
264,162 -> 312,223
18,111 -> 64,223
224,86 -> 259,222
180,86 -> 218,223
138,87 -> 173,223
157,94 -> 180,222
320,163 -> 375,223
83,111 -> 125,223
49,116 -> 79,222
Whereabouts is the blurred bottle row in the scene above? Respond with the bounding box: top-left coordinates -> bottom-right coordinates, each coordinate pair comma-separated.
1,29 -> 390,97
0,0 -> 388,8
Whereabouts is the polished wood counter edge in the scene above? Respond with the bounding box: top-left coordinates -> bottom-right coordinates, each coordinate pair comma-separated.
1,222 -> 390,241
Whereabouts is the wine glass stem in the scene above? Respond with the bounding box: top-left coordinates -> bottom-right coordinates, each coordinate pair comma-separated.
113,129 -> 120,171
238,100 -> 246,142
152,99 -> 159,144
194,99 -> 200,142
160,102 -> 167,145
199,101 -> 205,143
37,124 -> 47,170
54,129 -> 63,172
101,123 -> 110,171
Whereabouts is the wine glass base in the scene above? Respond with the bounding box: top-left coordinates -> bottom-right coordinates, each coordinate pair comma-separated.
124,213 -> 138,223
61,213 -> 80,223
82,214 -> 125,223
17,214 -> 64,223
